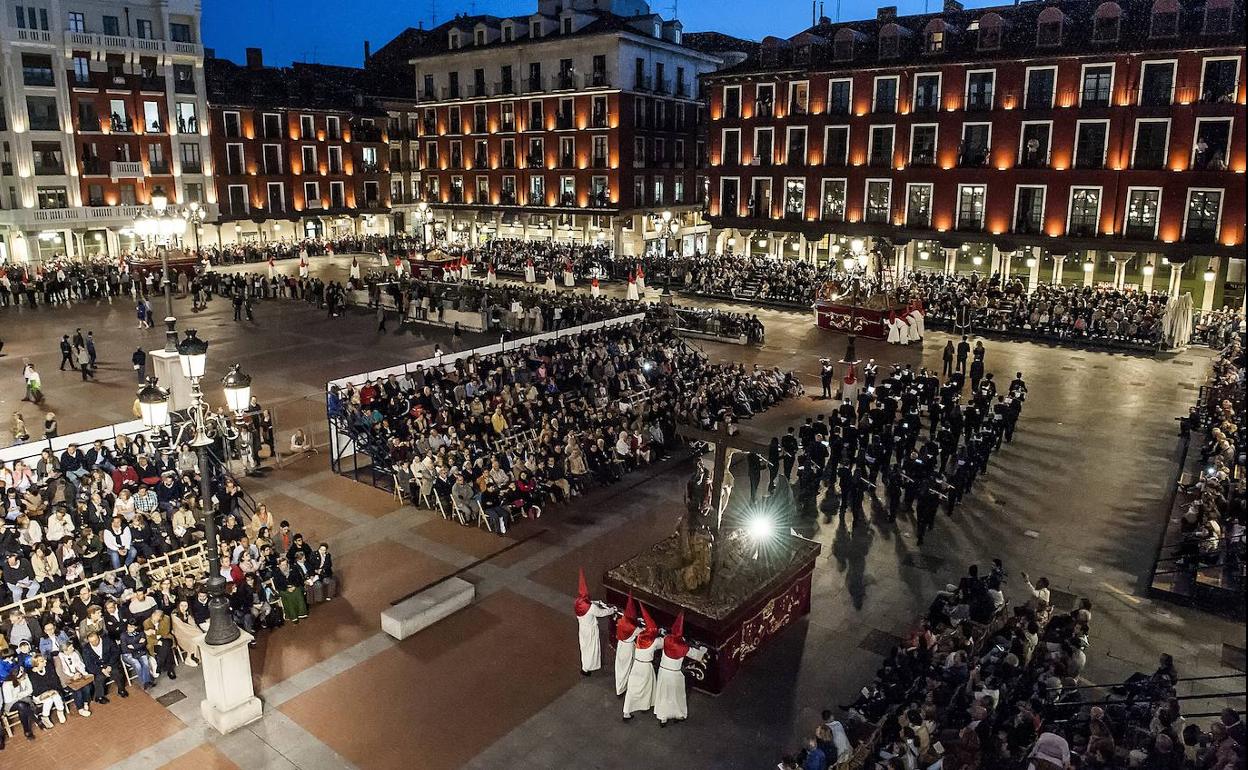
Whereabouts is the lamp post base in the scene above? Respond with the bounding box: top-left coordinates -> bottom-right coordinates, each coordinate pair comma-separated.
164,317 -> 179,352
196,630 -> 263,734
149,349 -> 192,411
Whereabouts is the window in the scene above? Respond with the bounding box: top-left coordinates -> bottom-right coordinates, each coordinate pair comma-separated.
118,184 -> 136,206
558,136 -> 575,168
1075,121 -> 1109,168
267,182 -> 285,211
868,126 -> 895,167
31,142 -> 64,174
910,125 -> 937,166
720,178 -> 740,216
749,179 -> 771,218
173,64 -> 195,94
226,143 -> 244,174
592,55 -> 607,87
72,56 -> 90,85
302,146 -> 317,173
957,185 -> 987,231
827,79 -> 852,116
15,5 -> 49,30
227,184 -> 248,214
1124,188 -> 1161,239
1092,4 -> 1122,42
528,101 -> 543,131
977,16 -> 1003,50
1139,62 -> 1175,106
914,73 -> 941,112
77,102 -> 100,132
1132,120 -> 1170,169
1203,0 -> 1232,33
1014,186 -> 1046,234
223,111 -> 241,138
1201,58 -> 1240,104
1080,64 -> 1114,107
788,81 -> 809,115
37,187 -> 69,209
180,142 -> 202,173
833,30 -> 855,61
1183,189 -> 1222,243
592,135 -> 608,168
500,103 -> 515,132
529,175 -> 545,205
906,183 -> 933,227
590,176 -> 608,206
67,11 -> 85,32
786,127 -> 807,166
448,140 -> 462,168
966,71 -> 995,110
108,99 -> 130,132
1024,67 -> 1056,110
879,29 -> 900,59
22,53 -> 55,86
723,86 -> 741,119
754,128 -> 773,166
865,180 -> 891,224
1019,122 -> 1052,167
327,146 -> 343,173
329,181 -> 345,208
1036,10 -> 1064,46
824,127 -> 848,166
87,184 -> 104,206
102,15 -> 120,35
1151,6 -> 1179,36
304,181 -> 320,207
528,137 -> 545,168
143,102 -> 162,132
819,179 -> 846,221
960,123 -> 990,167
925,29 -> 945,54
326,116 -> 341,140
136,19 -> 154,39
175,101 -> 197,132
500,176 -> 517,204
1193,118 -> 1231,170
1068,187 -> 1102,237
783,178 -> 805,221
873,76 -> 899,113
473,104 -> 487,133
262,144 -> 282,174
26,96 -> 60,131
184,183 -> 204,204
171,23 -> 192,42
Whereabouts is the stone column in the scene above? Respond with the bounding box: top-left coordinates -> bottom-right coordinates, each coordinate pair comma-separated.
943,247 -> 957,276
1168,262 -> 1183,296
1082,252 -> 1095,287
196,631 -> 263,734
1052,257 -> 1064,285
895,244 -> 908,279
1028,248 -> 1041,293
1141,255 -> 1157,293
1201,258 -> 1219,312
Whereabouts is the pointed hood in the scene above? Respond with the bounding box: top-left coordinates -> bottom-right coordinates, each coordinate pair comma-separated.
615,592 -> 637,641
574,567 -> 591,616
637,602 -> 660,647
662,610 -> 690,659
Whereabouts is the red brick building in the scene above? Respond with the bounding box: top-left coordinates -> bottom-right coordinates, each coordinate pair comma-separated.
702,0 -> 1246,307
204,50 -> 393,242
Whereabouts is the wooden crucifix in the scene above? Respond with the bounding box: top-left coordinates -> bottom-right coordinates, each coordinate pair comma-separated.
678,420 -> 771,584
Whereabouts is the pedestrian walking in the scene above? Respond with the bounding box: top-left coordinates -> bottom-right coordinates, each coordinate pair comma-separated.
132,348 -> 147,383
86,331 -> 98,369
955,335 -> 970,373
22,361 -> 43,403
942,341 -> 955,377
59,335 -> 73,370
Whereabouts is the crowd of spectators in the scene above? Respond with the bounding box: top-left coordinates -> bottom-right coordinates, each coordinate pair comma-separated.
1172,337 -> 1245,592
784,565 -> 1245,770
465,239 -> 623,281
0,430 -> 334,744
327,320 -> 799,534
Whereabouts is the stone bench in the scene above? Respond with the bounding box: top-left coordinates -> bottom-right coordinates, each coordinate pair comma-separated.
380,577 -> 475,641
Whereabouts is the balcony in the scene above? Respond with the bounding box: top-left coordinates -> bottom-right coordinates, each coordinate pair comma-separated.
182,161 -> 203,174
468,83 -> 489,98
525,154 -> 544,169
1074,154 -> 1105,170
591,155 -> 608,169
66,31 -> 200,57
1014,217 -> 1043,235
473,153 -> 488,168
1018,150 -> 1050,169
559,154 -> 575,169
6,27 -> 53,44
352,124 -> 384,142
149,161 -> 170,175
441,85 -> 462,100
556,113 -> 574,130
586,73 -> 609,89
958,149 -> 989,168
555,72 -> 577,90
501,154 -> 517,169
675,80 -> 688,97
1124,223 -> 1156,240
34,162 -> 66,176
654,78 -> 671,95
1185,226 -> 1218,244
910,152 -> 936,168
139,76 -> 165,92
500,192 -> 518,206
109,161 -> 144,180
174,77 -> 195,95
110,116 -> 135,133
23,69 -> 56,87
634,74 -> 653,92
956,217 -> 985,233
913,100 -> 939,114
590,110 -> 607,129
494,80 -> 515,96
523,76 -> 545,94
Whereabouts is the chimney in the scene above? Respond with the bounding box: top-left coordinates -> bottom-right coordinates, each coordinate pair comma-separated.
364,40 -> 371,64
877,5 -> 897,21
942,0 -> 964,11
245,47 -> 263,69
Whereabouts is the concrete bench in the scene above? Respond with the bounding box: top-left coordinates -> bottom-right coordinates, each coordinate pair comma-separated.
380,577 -> 475,640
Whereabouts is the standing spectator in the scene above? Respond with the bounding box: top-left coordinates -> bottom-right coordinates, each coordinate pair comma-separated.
132,347 -> 147,383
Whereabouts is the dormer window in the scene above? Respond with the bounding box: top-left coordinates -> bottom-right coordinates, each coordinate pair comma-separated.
1036,8 -> 1064,47
502,23 -> 514,42
977,14 -> 1003,51
449,31 -> 461,49
926,30 -> 944,52
531,22 -> 541,38
562,16 -> 572,34
475,29 -> 486,45
833,29 -> 857,61
879,30 -> 899,58
1203,0 -> 1232,33
1092,3 -> 1122,42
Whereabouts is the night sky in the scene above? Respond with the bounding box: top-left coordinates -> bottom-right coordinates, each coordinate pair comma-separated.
204,0 -> 997,67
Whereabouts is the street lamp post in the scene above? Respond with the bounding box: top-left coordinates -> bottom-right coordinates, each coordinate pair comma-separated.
655,210 -> 681,301
416,202 -> 434,251
137,331 -> 262,733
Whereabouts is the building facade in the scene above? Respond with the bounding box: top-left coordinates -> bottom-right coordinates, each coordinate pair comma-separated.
203,50 -> 393,244
702,0 -> 1246,308
387,0 -> 750,256
0,0 -> 214,262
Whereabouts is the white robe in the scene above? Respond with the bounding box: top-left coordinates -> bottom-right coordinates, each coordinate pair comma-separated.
896,318 -> 911,345
577,603 -> 614,673
615,628 -> 638,695
887,320 -> 901,344
905,315 -> 920,342
267,261 -> 276,279
544,275 -> 557,291
909,310 -> 925,338
298,262 -> 309,279
563,269 -> 575,287
349,262 -> 360,281
591,282 -> 601,298
626,281 -> 639,302
636,272 -> 646,291
623,636 -> 662,716
524,264 -> 536,283
486,269 -> 496,285
653,649 -> 688,723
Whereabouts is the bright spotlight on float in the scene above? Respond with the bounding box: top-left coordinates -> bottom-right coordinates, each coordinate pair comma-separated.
746,515 -> 775,542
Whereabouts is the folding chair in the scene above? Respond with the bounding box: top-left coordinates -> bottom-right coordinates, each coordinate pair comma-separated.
476,501 -> 493,532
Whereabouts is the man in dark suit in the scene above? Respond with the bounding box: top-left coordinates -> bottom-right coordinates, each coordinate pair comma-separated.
81,630 -> 129,702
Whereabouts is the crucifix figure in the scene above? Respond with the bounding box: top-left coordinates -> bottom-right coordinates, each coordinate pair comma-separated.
678,420 -> 770,587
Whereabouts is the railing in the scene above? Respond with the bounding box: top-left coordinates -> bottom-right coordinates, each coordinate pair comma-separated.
66,31 -> 201,56
30,204 -> 152,222
0,541 -> 208,619
111,160 -> 145,179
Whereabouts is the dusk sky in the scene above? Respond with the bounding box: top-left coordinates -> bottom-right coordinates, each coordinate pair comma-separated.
203,0 -> 994,67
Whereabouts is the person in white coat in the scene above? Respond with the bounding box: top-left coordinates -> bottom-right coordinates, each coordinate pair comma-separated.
563,260 -> 575,288
574,569 -> 615,675
544,272 -> 558,291
654,611 -> 698,726
908,308 -> 925,339
887,311 -> 902,344
623,603 -> 662,719
267,256 -> 277,280
591,277 -> 601,298
524,258 -> 536,283
614,594 -> 638,696
636,265 -> 646,292
298,257 -> 309,279
349,257 -> 361,282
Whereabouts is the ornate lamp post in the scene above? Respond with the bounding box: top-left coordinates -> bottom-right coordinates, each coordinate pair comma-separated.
655,210 -> 681,301
415,202 -> 435,251
137,332 -> 262,732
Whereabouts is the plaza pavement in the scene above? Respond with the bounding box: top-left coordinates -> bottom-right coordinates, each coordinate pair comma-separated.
0,254 -> 1239,769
